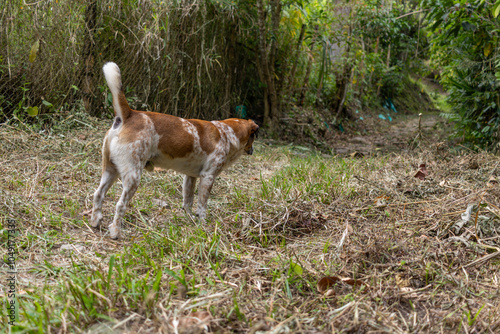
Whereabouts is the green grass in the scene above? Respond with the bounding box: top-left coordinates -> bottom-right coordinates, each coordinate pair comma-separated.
410,75 -> 452,113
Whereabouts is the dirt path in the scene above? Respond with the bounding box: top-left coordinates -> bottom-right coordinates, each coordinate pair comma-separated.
332,111 -> 449,155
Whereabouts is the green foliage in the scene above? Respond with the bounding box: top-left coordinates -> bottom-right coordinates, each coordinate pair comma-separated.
424,0 -> 500,148
351,0 -> 424,99
0,0 -> 428,133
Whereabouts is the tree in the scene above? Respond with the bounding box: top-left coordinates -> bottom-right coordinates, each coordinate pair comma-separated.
255,0 -> 282,130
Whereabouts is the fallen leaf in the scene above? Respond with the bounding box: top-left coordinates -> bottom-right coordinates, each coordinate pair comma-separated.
325,289 -> 336,298
374,195 -> 390,207
317,276 -> 339,293
414,163 -> 428,180
350,151 -> 364,158
395,273 -> 410,288
317,276 -> 369,294
453,204 -> 478,234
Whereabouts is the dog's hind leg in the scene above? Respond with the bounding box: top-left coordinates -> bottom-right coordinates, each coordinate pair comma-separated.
91,166 -> 118,228
196,175 -> 215,221
182,175 -> 197,216
108,171 -> 142,239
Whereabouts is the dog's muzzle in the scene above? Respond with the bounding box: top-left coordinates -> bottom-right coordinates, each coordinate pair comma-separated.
245,147 -> 253,155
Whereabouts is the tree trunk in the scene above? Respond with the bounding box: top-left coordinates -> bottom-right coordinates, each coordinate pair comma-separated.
285,23 -> 306,102
80,0 -> 99,116
299,26 -> 318,106
358,39 -> 365,96
316,45 -> 326,101
256,0 -> 281,130
334,64 -> 352,121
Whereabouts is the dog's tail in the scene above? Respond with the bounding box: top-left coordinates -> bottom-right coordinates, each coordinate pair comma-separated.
102,62 -> 131,122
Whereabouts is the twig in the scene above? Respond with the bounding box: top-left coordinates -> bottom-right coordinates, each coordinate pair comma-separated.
462,251 -> 500,268
112,313 -> 140,330
354,198 -> 443,212
88,288 -> 113,308
398,284 -> 432,296
395,9 -> 429,20
474,195 -> 485,242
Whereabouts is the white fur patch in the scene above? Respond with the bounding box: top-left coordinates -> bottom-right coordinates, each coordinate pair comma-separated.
102,62 -> 124,119
181,119 -> 203,155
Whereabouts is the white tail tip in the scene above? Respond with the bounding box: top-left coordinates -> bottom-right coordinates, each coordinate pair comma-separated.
102,62 -> 122,96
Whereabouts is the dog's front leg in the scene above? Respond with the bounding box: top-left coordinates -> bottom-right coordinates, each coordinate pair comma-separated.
196,175 -> 215,221
108,171 -> 141,239
182,175 -> 197,216
91,167 -> 118,228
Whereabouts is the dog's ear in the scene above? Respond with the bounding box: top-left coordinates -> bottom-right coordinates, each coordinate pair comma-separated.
250,120 -> 259,137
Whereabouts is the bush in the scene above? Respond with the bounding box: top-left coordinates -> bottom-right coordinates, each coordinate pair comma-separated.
424,0 -> 500,149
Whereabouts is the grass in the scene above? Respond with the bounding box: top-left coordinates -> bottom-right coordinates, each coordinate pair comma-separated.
0,116 -> 499,333
410,75 -> 452,113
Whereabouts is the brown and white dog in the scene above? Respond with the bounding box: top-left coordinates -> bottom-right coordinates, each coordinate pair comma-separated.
90,62 -> 259,239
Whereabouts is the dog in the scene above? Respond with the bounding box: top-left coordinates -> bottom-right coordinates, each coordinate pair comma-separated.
90,62 -> 259,239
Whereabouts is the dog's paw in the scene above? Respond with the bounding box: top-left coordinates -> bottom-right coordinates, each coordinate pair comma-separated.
108,223 -> 121,239
183,206 -> 194,217
90,210 -> 102,228
195,211 -> 207,223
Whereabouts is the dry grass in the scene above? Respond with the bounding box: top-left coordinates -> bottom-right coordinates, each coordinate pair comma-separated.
0,116 -> 499,333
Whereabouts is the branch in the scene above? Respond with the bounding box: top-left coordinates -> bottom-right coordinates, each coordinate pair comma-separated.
394,9 -> 429,20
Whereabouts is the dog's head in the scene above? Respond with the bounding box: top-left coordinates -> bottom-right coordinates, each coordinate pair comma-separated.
244,120 -> 259,155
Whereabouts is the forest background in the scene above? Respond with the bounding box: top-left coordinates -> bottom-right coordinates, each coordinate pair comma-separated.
1,0 -> 499,149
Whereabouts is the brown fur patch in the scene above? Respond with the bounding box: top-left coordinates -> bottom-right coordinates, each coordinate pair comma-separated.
102,130 -> 113,171
117,91 -> 132,120
118,111 -> 147,143
143,111 -> 195,159
187,119 -> 221,154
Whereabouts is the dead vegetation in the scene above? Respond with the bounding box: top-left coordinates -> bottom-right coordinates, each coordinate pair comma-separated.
0,116 -> 499,333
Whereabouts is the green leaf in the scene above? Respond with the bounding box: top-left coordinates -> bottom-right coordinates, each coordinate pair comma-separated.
26,106 -> 38,116
164,268 -> 186,287
290,261 -> 303,276
493,1 -> 500,18
29,40 -> 40,63
42,100 -> 53,107
152,270 -> 162,293
484,43 -> 492,57
107,255 -> 115,288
